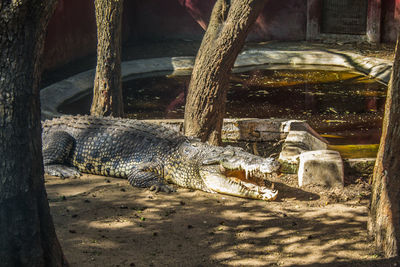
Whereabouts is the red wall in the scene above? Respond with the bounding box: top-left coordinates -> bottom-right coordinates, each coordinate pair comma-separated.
43,0 -> 96,69
42,0 -> 396,70
251,0 -> 307,41
125,0 -> 211,41
126,0 -> 307,42
381,0 -> 400,42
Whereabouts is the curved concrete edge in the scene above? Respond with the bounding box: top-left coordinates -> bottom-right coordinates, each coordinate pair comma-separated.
41,69 -> 95,119
237,48 -> 392,83
40,57 -> 195,120
40,48 -> 392,119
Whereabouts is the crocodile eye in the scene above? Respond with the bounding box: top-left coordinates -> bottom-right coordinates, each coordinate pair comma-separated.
180,144 -> 198,158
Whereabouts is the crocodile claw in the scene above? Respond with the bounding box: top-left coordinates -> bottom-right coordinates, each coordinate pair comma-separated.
44,164 -> 81,178
149,183 -> 175,193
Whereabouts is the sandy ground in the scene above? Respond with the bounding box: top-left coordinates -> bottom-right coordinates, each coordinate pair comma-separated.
45,172 -> 395,267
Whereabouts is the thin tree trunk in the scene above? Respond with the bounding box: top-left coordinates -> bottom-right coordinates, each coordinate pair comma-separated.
0,1 -> 67,266
184,0 -> 266,145
368,34 -> 400,257
91,0 -> 124,117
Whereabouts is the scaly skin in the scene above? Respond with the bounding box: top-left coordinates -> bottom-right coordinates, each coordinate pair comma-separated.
42,116 -> 279,200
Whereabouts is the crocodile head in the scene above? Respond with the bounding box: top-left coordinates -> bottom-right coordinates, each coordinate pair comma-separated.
177,140 -> 280,201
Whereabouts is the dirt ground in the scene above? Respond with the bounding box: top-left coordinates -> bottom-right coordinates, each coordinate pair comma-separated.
46,172 -> 393,267
44,41 -> 400,266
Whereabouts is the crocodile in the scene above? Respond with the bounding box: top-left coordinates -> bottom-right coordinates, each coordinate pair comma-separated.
42,116 -> 280,201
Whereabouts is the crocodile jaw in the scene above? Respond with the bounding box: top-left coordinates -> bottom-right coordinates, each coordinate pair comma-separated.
197,143 -> 281,179
199,166 -> 278,201
179,140 -> 279,200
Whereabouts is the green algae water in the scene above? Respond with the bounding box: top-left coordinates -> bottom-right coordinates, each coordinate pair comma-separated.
59,65 -> 386,147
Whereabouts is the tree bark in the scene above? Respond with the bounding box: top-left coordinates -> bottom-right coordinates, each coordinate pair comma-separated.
90,0 -> 124,117
183,0 -> 266,145
0,1 -> 67,266
368,34 -> 400,257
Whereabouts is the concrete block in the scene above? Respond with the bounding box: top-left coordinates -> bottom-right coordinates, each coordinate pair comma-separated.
280,120 -> 308,133
298,150 -> 344,188
222,118 -> 285,142
279,131 -> 328,163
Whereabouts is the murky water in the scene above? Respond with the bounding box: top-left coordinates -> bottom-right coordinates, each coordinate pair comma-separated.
59,65 -> 386,145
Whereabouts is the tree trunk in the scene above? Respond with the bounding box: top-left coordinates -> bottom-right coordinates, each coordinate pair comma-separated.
0,1 -> 67,266
90,0 -> 124,117
183,0 -> 266,145
368,35 -> 400,257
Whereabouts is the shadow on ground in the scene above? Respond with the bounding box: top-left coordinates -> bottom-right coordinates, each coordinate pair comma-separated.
45,173 -> 381,266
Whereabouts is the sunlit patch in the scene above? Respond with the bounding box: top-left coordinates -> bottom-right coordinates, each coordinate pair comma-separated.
320,134 -> 345,139
88,220 -> 135,229
228,258 -> 276,266
328,144 -> 379,158
211,251 -> 237,261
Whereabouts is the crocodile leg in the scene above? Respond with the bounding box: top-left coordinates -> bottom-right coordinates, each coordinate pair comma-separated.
42,131 -> 81,178
127,162 -> 174,193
